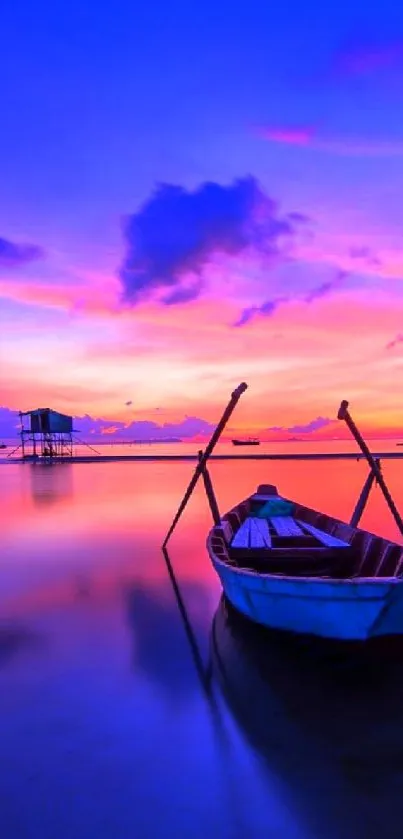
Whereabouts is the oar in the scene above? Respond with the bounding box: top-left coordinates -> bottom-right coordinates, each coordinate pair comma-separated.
162,382 -> 247,547
338,400 -> 403,536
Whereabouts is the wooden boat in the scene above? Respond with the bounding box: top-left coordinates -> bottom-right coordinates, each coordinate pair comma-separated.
164,384 -> 403,644
207,483 -> 403,642
231,437 -> 260,446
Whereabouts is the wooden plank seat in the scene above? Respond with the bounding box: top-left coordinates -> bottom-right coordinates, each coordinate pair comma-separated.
231,518 -> 250,548
228,513 -> 355,578
269,516 -> 304,537
231,516 -> 271,550
297,520 -> 351,548
250,518 -> 272,548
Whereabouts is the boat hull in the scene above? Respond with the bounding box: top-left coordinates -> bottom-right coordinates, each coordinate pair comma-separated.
211,556 -> 403,641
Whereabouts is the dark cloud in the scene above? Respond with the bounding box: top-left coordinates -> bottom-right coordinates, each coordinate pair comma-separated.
386,333 -> 403,350
286,211 -> 311,224
268,417 -> 335,434
233,297 -> 286,327
349,246 -> 381,268
119,177 -> 300,305
304,280 -> 337,304
234,270 -> 347,328
0,237 -> 45,268
162,278 -> 204,305
304,270 -> 348,304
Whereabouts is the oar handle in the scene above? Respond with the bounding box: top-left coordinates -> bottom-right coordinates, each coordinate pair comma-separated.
337,400 -> 349,421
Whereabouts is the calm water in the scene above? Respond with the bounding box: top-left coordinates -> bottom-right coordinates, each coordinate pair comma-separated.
3,436 -> 403,460
1,453 -> 403,838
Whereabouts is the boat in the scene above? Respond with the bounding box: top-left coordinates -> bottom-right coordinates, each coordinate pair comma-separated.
164,383 -> 403,643
232,437 -> 260,446
207,482 -> 403,642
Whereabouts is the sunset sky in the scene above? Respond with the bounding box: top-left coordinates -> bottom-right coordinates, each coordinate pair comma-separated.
1,1 -> 403,438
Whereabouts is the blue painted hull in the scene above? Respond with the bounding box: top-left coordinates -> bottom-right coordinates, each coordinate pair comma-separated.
212,556 -> 403,641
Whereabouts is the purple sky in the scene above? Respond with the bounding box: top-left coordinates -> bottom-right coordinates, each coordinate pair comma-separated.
1,1 -> 403,436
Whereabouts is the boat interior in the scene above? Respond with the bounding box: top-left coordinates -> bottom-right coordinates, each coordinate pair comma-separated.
210,484 -> 403,580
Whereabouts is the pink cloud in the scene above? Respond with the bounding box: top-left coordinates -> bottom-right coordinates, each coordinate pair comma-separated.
295,235 -> 403,282
257,124 -> 403,157
256,125 -> 315,146
268,416 -> 335,434
0,277 -> 119,317
386,333 -> 403,350
0,407 -> 216,442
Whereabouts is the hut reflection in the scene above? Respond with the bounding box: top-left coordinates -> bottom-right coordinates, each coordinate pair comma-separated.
28,463 -> 74,507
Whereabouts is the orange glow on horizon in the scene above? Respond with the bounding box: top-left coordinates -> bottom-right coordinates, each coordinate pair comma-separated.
2,254 -> 403,436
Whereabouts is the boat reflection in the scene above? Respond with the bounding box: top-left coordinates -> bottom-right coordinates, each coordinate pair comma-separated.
211,596 -> 403,839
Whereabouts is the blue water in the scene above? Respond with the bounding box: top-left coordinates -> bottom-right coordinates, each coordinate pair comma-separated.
1,459 -> 403,838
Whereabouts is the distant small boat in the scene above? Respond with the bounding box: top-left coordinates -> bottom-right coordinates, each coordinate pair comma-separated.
0,443 -> 6,449
207,483 -> 403,642
232,437 -> 260,446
